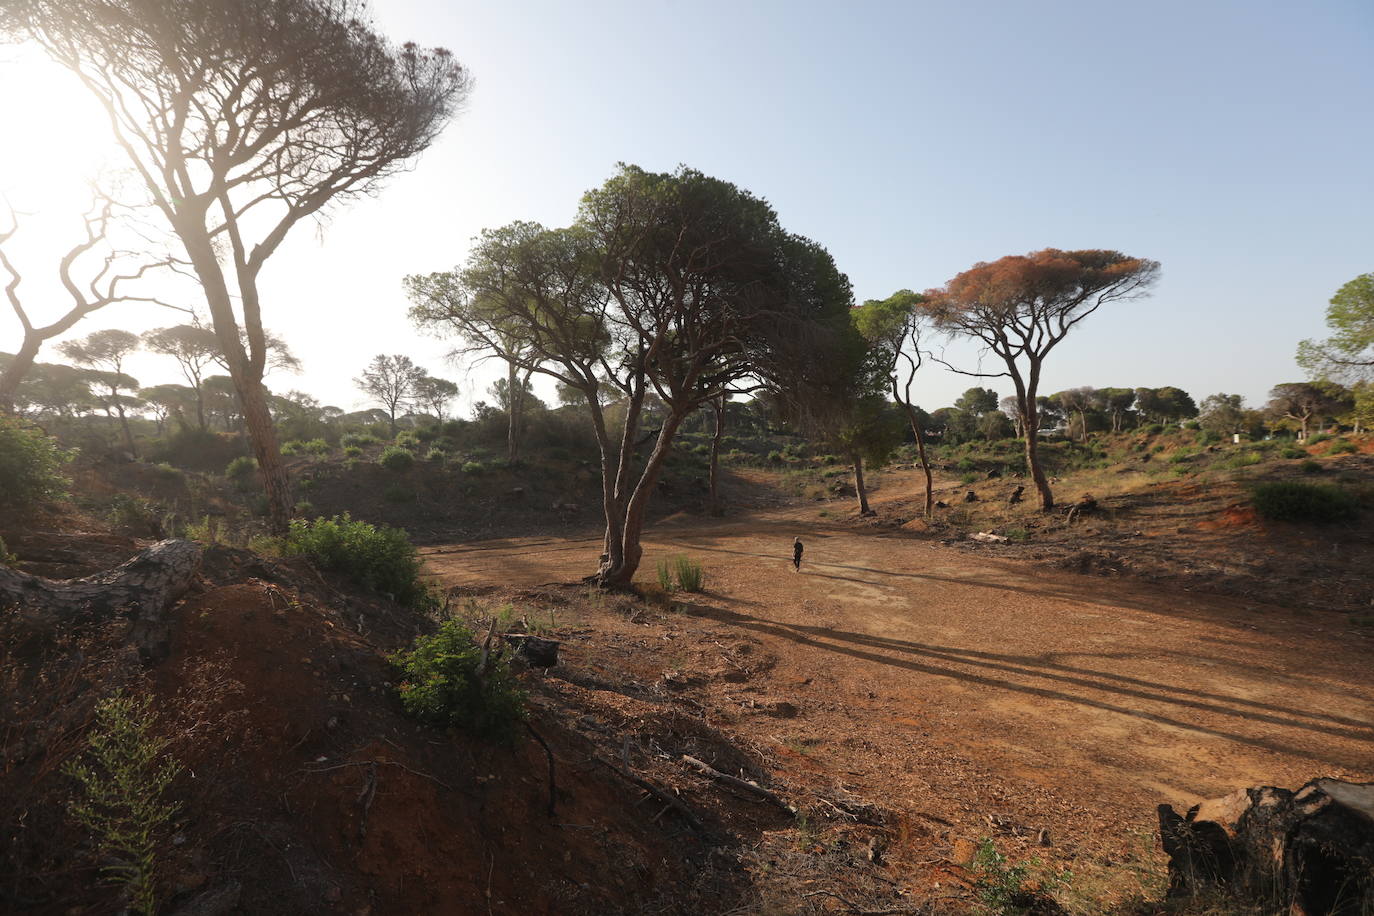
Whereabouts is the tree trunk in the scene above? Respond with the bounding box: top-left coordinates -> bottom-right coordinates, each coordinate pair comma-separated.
598,411 -> 684,589
1021,401 -> 1054,511
708,395 -> 725,517
0,335 -> 41,414
238,377 -> 292,533
1159,779 -> 1374,914
114,399 -> 138,458
2,539 -> 203,660
899,401 -> 933,517
852,451 -> 872,516
506,360 -> 519,463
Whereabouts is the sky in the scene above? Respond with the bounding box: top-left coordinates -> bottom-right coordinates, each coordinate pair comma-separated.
1,0 -> 1371,417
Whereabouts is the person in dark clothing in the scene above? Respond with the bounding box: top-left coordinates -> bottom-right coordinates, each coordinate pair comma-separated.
792,537 -> 804,572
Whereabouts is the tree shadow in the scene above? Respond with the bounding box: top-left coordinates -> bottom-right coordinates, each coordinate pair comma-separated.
673,599 -> 1374,768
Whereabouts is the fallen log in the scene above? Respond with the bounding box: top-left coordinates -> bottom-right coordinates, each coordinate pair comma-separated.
1158,778 -> 1374,915
1,539 -> 202,660
682,754 -> 796,816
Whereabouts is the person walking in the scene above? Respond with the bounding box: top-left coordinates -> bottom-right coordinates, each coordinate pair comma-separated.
792,536 -> 804,572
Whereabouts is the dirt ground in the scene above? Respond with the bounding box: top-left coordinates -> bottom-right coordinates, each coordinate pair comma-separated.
419,477 -> 1374,907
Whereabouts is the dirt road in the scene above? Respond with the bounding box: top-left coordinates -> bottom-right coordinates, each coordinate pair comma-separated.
419,504 -> 1374,852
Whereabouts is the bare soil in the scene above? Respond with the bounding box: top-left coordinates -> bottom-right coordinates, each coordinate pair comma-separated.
419,469 -> 1374,910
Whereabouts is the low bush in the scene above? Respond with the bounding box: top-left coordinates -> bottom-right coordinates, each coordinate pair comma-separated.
340,432 -> 381,448
460,460 -> 487,475
673,556 -> 704,592
1327,439 -> 1359,455
342,445 -> 363,458
1308,432 -> 1332,444
0,416 -> 71,509
1250,481 -> 1358,523
656,557 -> 673,591
378,445 -> 415,472
1300,460 -> 1322,474
390,620 -> 526,740
62,691 -> 181,916
225,455 -> 258,490
283,514 -> 434,609
301,438 -> 330,456
279,440 -> 303,456
1281,447 -> 1307,459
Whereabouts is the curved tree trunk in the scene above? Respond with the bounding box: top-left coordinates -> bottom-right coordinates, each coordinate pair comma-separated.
114,400 -> 138,458
852,451 -> 872,516
898,401 -> 933,517
598,412 -> 684,589
0,335 -> 41,414
708,395 -> 725,517
2,539 -> 203,660
237,377 -> 292,533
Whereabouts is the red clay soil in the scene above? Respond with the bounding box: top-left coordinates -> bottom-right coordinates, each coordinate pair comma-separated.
420,496 -> 1374,907
1,545 -> 766,914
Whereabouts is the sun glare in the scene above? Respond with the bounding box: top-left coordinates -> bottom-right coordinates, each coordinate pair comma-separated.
0,48 -> 121,212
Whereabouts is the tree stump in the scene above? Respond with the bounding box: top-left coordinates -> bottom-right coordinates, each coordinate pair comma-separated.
1,539 -> 202,660
1008,485 -> 1025,505
1158,778 -> 1374,914
1065,493 -> 1097,523
963,490 -> 978,503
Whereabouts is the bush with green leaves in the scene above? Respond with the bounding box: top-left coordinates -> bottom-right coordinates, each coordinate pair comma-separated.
378,445 -> 415,472
1281,447 -> 1307,459
279,439 -> 304,455
0,415 -> 71,510
283,514 -> 434,609
301,438 -> 330,456
224,455 -> 258,490
340,432 -> 380,448
1327,439 -> 1359,454
1250,481 -> 1358,522
460,460 -> 486,475
390,620 -> 526,740
1300,460 -> 1322,474
343,445 -> 363,458
971,838 -> 1070,915
62,691 -> 181,916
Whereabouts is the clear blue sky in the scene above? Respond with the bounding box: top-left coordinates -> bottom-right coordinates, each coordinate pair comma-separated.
3,0 -> 1371,414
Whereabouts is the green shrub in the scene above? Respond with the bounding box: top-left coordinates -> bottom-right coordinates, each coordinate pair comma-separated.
301,438 -> 330,456
1281,447 -> 1307,460
656,557 -> 673,591
280,440 -> 303,455
1300,459 -> 1322,474
414,426 -> 440,443
673,556 -> 704,592
378,445 -> 415,472
62,691 -> 181,916
340,432 -> 379,448
955,457 -> 977,472
1327,439 -> 1359,455
766,450 -> 784,464
225,455 -> 258,490
283,514 -> 434,608
1220,450 -> 1263,470
1250,482 -> 1358,522
1309,432 -> 1331,444
395,431 -> 421,451
390,619 -> 526,740
0,416 -> 71,509
424,448 -> 446,463
1146,424 -> 1165,434
959,472 -> 979,484
972,838 -> 1070,915
343,445 -> 363,458
0,534 -> 18,566
461,460 -> 486,475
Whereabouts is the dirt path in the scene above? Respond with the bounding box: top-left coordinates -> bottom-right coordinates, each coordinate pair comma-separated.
420,503 -> 1374,870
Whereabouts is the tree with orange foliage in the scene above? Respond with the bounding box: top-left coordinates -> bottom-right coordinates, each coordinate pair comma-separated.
927,249 -> 1159,511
